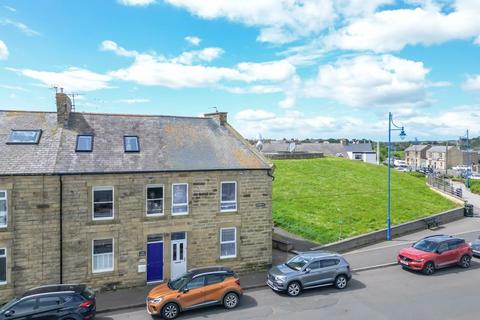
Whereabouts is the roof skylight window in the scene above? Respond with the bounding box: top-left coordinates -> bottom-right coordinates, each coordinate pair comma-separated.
124,136 -> 140,152
7,130 -> 42,144
76,135 -> 93,152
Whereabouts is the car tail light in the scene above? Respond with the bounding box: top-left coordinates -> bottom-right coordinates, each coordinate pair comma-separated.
79,300 -> 95,309
235,279 -> 241,286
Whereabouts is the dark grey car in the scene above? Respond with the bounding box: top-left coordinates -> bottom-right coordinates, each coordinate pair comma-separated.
267,252 -> 352,296
470,236 -> 480,257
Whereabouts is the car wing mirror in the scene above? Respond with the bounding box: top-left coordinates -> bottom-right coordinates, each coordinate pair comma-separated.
4,310 -> 14,317
304,268 -> 311,274
181,288 -> 190,294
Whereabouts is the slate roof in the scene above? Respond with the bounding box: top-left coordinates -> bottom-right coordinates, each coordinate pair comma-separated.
427,146 -> 455,153
0,111 -> 62,175
0,110 -> 270,175
345,143 -> 374,153
405,144 -> 431,152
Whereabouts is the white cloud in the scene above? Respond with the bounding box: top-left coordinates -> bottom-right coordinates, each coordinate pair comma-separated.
0,40 -> 8,60
235,109 -> 276,121
106,41 -> 296,88
236,60 -> 296,82
100,40 -> 139,57
163,0 -> 337,44
475,35 -> 480,45
0,19 -> 40,36
462,75 -> 480,92
304,55 -> 429,107
8,67 -> 112,92
4,5 -> 16,12
184,36 -> 201,46
173,47 -> 224,64
0,84 -> 27,91
118,0 -> 156,6
116,98 -> 150,104
324,1 -> 480,52
234,109 -> 339,138
400,105 -> 480,138
223,85 -> 282,94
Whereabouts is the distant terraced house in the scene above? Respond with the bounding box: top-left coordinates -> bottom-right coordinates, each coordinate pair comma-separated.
0,92 -> 273,301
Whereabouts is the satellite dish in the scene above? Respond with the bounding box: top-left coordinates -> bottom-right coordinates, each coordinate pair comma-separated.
288,142 -> 296,153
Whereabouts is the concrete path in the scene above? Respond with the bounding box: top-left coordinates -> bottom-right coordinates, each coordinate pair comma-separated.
453,181 -> 480,214
273,226 -> 319,252
95,217 -> 480,314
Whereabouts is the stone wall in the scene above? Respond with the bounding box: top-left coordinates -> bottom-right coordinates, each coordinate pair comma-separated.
0,176 -> 61,302
0,169 -> 272,300
264,152 -> 324,160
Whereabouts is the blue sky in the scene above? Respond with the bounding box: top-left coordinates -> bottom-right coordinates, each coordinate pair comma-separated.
1,0 -> 480,140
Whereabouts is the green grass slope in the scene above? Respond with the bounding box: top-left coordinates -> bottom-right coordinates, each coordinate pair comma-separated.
272,157 -> 458,244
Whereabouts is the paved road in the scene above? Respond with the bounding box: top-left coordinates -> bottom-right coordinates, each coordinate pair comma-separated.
98,257 -> 480,320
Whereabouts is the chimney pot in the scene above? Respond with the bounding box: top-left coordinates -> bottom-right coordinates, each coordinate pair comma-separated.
56,92 -> 72,128
204,111 -> 228,125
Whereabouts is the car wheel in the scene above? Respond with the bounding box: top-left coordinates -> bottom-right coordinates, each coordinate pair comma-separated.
459,255 -> 471,268
422,261 -> 435,275
162,302 -> 179,319
223,292 -> 239,309
286,281 -> 302,297
334,275 -> 348,289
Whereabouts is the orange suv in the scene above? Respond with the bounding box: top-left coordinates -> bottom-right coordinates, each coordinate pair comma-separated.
146,266 -> 242,319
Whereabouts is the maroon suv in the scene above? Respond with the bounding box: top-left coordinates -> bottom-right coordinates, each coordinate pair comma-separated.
397,235 -> 473,275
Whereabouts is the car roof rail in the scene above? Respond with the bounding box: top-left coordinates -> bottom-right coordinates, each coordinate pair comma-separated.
423,234 -> 449,239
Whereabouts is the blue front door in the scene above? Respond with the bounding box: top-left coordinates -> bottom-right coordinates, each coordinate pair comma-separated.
147,241 -> 164,282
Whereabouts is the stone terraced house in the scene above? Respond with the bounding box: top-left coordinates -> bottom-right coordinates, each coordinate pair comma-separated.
0,93 -> 273,302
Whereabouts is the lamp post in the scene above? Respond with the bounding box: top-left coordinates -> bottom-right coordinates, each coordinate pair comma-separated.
387,112 -> 406,241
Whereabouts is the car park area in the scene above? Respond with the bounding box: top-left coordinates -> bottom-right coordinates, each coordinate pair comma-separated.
98,259 -> 480,320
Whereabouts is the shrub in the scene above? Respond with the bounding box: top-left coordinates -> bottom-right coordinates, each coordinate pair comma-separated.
407,172 -> 426,179
470,180 -> 480,195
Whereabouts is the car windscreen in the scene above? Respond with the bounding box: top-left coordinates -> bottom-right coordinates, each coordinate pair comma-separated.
0,298 -> 19,313
168,273 -> 191,290
286,256 -> 311,271
413,239 -> 438,252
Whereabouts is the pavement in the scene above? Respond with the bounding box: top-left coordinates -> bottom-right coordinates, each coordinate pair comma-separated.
95,216 -> 480,314
452,180 -> 480,214
98,256 -> 480,320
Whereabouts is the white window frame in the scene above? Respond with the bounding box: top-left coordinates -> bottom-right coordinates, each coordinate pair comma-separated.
146,184 -> 164,216
0,190 -> 7,228
172,183 -> 189,216
220,227 -> 237,259
92,238 -> 114,273
92,186 -> 114,221
220,181 -> 237,212
0,248 -> 6,285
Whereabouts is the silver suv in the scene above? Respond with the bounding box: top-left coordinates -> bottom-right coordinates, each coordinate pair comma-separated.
267,252 -> 352,296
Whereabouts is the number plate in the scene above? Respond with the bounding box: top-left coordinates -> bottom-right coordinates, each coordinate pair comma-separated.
400,260 -> 409,265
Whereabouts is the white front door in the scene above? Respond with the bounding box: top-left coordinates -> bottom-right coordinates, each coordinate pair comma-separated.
171,232 -> 187,279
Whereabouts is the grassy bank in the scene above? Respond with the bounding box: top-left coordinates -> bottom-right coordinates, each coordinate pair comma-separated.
272,157 -> 458,244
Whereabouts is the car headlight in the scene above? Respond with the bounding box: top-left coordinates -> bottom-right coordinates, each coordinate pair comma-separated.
152,297 -> 164,304
413,258 -> 424,262
275,275 -> 286,282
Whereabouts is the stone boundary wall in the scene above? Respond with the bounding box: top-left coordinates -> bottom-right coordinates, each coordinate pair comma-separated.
264,152 -> 324,160
311,207 -> 465,253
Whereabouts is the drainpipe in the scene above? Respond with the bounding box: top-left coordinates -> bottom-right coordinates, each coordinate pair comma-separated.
59,175 -> 63,284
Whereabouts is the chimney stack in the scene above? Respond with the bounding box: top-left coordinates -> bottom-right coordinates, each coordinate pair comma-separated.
204,111 -> 228,126
56,90 -> 72,128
